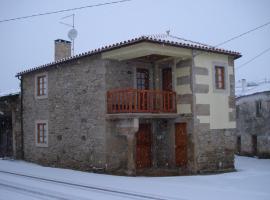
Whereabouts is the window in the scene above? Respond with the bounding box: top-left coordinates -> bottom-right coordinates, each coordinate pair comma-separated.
35,121 -> 48,147
256,100 -> 262,117
136,68 -> 149,90
236,105 -> 240,119
35,73 -> 48,99
37,75 -> 46,96
215,66 -> 225,89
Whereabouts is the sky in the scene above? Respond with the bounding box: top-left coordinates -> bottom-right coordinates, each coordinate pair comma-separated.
0,0 -> 270,93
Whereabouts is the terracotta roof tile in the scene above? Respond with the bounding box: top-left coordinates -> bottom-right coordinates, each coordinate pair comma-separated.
16,35 -> 241,76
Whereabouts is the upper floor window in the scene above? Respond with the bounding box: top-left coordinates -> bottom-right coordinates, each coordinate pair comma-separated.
35,120 -> 48,147
35,73 -> 48,99
215,66 -> 225,89
236,105 -> 240,119
136,68 -> 149,90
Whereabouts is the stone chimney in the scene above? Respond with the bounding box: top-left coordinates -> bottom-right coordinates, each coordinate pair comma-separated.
54,39 -> 71,61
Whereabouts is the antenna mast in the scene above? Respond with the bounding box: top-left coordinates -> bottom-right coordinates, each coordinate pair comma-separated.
60,14 -> 78,56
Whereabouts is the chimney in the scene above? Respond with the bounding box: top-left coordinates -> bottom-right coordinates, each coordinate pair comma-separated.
54,39 -> 71,61
241,79 -> 247,92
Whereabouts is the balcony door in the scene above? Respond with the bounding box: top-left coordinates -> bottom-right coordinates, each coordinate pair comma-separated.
136,68 -> 149,90
162,68 -> 173,111
162,68 -> 172,91
136,68 -> 149,111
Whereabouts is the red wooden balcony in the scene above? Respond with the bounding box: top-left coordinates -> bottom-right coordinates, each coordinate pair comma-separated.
107,88 -> 176,114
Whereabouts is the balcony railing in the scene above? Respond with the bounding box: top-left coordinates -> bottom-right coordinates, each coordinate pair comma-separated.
107,88 -> 176,114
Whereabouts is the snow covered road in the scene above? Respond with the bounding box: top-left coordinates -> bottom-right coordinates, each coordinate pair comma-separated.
0,156 -> 269,200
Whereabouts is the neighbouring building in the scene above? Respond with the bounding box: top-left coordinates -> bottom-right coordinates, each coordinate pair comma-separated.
0,92 -> 22,158
16,36 -> 241,175
236,79 -> 270,158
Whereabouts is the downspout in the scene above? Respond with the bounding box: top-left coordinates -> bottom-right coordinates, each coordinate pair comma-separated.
17,75 -> 24,159
191,50 -> 199,173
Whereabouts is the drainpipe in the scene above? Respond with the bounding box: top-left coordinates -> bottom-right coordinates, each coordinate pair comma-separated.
17,75 -> 24,159
191,49 -> 199,173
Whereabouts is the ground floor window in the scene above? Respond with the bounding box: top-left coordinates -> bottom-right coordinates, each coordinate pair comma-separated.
35,120 -> 48,147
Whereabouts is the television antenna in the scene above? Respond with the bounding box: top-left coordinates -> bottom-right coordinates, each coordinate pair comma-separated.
60,14 -> 78,56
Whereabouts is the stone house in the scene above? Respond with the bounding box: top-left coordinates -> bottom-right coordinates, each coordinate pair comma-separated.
236,80 -> 270,158
0,92 -> 22,158
16,36 -> 241,175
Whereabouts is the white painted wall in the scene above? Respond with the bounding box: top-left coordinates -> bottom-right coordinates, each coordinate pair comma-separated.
175,66 -> 192,114
194,52 -> 235,129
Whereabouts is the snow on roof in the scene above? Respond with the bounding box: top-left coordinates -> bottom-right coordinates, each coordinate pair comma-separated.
16,35 -> 241,77
0,89 -> 20,98
236,81 -> 270,97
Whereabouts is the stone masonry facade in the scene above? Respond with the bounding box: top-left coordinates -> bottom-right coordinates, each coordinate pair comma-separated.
0,94 -> 22,159
20,39 -> 240,176
236,92 -> 270,158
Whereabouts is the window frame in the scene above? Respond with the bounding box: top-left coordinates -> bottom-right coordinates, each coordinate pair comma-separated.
136,68 -> 149,90
256,100 -> 262,117
35,120 -> 48,147
35,72 -> 48,99
215,66 -> 225,90
212,62 -> 228,93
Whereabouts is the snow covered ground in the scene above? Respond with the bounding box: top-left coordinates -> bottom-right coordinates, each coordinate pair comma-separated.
0,156 -> 269,200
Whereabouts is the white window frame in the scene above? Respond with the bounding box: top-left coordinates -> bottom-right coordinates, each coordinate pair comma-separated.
35,120 -> 48,147
35,72 -> 48,99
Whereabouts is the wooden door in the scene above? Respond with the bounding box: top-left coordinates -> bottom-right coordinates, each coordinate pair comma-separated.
175,123 -> 188,167
162,68 -> 172,91
162,68 -> 173,111
252,135 -> 257,155
136,123 -> 152,169
136,68 -> 150,110
237,136 -> 241,154
0,116 -> 13,157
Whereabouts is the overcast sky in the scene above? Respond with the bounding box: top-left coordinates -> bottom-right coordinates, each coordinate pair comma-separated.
0,0 -> 270,93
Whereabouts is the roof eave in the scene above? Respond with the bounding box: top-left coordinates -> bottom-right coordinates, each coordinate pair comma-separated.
16,36 -> 242,76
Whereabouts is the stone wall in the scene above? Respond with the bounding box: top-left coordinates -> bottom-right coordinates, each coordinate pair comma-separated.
22,55 -> 108,171
0,94 -> 21,159
194,123 -> 235,172
236,92 -> 270,158
11,95 -> 22,159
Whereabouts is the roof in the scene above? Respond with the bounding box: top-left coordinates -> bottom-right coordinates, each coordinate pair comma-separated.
0,89 -> 20,100
236,81 -> 270,98
16,35 -> 241,77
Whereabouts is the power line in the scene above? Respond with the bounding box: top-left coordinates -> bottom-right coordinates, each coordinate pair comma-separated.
0,0 -> 132,23
215,21 -> 270,47
236,47 -> 270,70
169,19 -> 270,56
